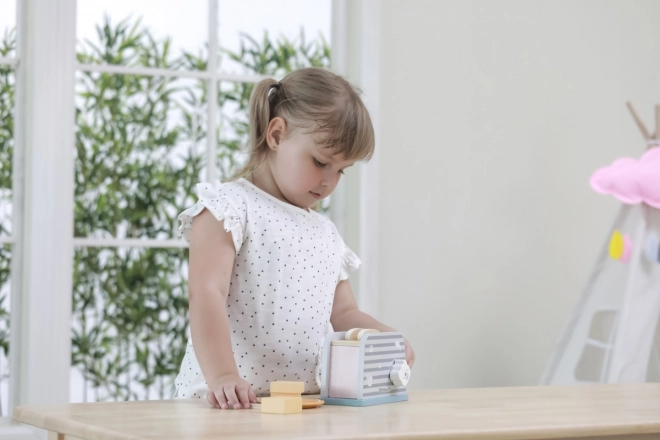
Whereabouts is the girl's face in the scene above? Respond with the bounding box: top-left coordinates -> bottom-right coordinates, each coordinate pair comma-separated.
267,118 -> 355,209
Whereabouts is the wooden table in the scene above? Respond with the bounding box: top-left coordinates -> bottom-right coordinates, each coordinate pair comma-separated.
12,384 -> 660,440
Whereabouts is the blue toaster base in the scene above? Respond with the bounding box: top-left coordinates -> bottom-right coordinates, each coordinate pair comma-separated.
322,393 -> 408,407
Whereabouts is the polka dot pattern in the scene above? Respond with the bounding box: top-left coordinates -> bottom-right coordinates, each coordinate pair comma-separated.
174,178 -> 360,398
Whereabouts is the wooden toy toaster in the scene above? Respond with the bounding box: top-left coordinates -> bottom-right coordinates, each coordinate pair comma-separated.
318,328 -> 411,406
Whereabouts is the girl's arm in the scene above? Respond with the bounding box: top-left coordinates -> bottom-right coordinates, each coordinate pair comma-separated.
330,280 -> 416,368
329,280 -> 396,332
188,208 -> 256,409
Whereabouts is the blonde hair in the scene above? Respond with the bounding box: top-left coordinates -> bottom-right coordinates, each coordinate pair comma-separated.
231,67 -> 375,180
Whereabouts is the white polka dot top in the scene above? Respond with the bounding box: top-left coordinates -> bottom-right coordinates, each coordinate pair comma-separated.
174,178 -> 361,399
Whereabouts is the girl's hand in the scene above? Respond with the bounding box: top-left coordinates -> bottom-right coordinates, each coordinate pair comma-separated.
206,374 -> 258,410
404,338 -> 415,369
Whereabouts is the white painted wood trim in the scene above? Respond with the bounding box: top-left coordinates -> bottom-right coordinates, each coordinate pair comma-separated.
10,0 -> 76,411
9,0 -> 26,416
206,0 -> 219,183
330,0 -> 348,76
0,58 -> 18,67
357,0 -> 381,317
72,238 -> 188,248
75,63 -> 269,83
329,0 -> 349,235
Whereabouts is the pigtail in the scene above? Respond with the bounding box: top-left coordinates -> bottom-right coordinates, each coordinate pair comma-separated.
230,78 -> 280,180
249,79 -> 280,154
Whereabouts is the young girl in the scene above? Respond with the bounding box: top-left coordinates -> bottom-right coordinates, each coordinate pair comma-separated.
174,67 -> 415,410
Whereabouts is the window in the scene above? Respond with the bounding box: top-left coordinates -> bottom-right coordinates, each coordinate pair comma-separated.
71,0 -> 331,402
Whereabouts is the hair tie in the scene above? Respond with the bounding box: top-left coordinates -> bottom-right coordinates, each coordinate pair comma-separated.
268,82 -> 281,98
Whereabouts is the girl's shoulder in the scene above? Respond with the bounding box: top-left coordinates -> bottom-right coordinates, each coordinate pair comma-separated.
177,180 -> 250,248
190,179 -> 256,217
195,179 -> 250,202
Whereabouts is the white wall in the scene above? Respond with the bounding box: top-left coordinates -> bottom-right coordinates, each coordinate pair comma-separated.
376,0 -> 660,389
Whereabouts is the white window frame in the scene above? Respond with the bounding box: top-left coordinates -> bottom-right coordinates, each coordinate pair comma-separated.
330,0 -> 381,317
9,0 -> 77,415
0,60 -> 18,68
356,0 -> 380,317
6,0 -> 380,415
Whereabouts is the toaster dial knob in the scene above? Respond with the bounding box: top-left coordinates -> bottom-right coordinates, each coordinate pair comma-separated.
390,359 -> 411,387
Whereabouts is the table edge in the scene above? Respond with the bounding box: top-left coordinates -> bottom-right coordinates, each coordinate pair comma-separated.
11,385 -> 660,440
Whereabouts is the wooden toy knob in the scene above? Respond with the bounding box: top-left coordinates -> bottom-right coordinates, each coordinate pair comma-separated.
358,329 -> 380,340
345,328 -> 364,340
390,359 -> 411,387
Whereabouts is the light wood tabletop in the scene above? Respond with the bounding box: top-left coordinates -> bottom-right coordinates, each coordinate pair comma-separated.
12,384 -> 660,440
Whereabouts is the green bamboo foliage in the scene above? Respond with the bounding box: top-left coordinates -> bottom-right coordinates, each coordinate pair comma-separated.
0,16 -> 330,402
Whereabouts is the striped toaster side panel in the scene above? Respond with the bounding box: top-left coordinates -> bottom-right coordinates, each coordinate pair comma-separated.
361,334 -> 407,398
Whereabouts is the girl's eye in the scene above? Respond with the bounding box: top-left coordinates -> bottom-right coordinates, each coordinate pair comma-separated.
314,158 -> 326,168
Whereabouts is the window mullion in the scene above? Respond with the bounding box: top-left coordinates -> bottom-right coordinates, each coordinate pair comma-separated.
75,62 -> 269,84
0,57 -> 18,67
206,0 -> 220,183
72,238 -> 187,249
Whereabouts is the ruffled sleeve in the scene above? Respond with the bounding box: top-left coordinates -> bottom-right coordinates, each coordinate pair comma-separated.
177,181 -> 247,255
338,244 -> 362,281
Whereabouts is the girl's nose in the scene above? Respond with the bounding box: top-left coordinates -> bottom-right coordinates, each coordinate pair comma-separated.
321,169 -> 338,188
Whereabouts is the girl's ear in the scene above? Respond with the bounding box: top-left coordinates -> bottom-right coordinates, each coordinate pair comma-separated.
266,117 -> 287,151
